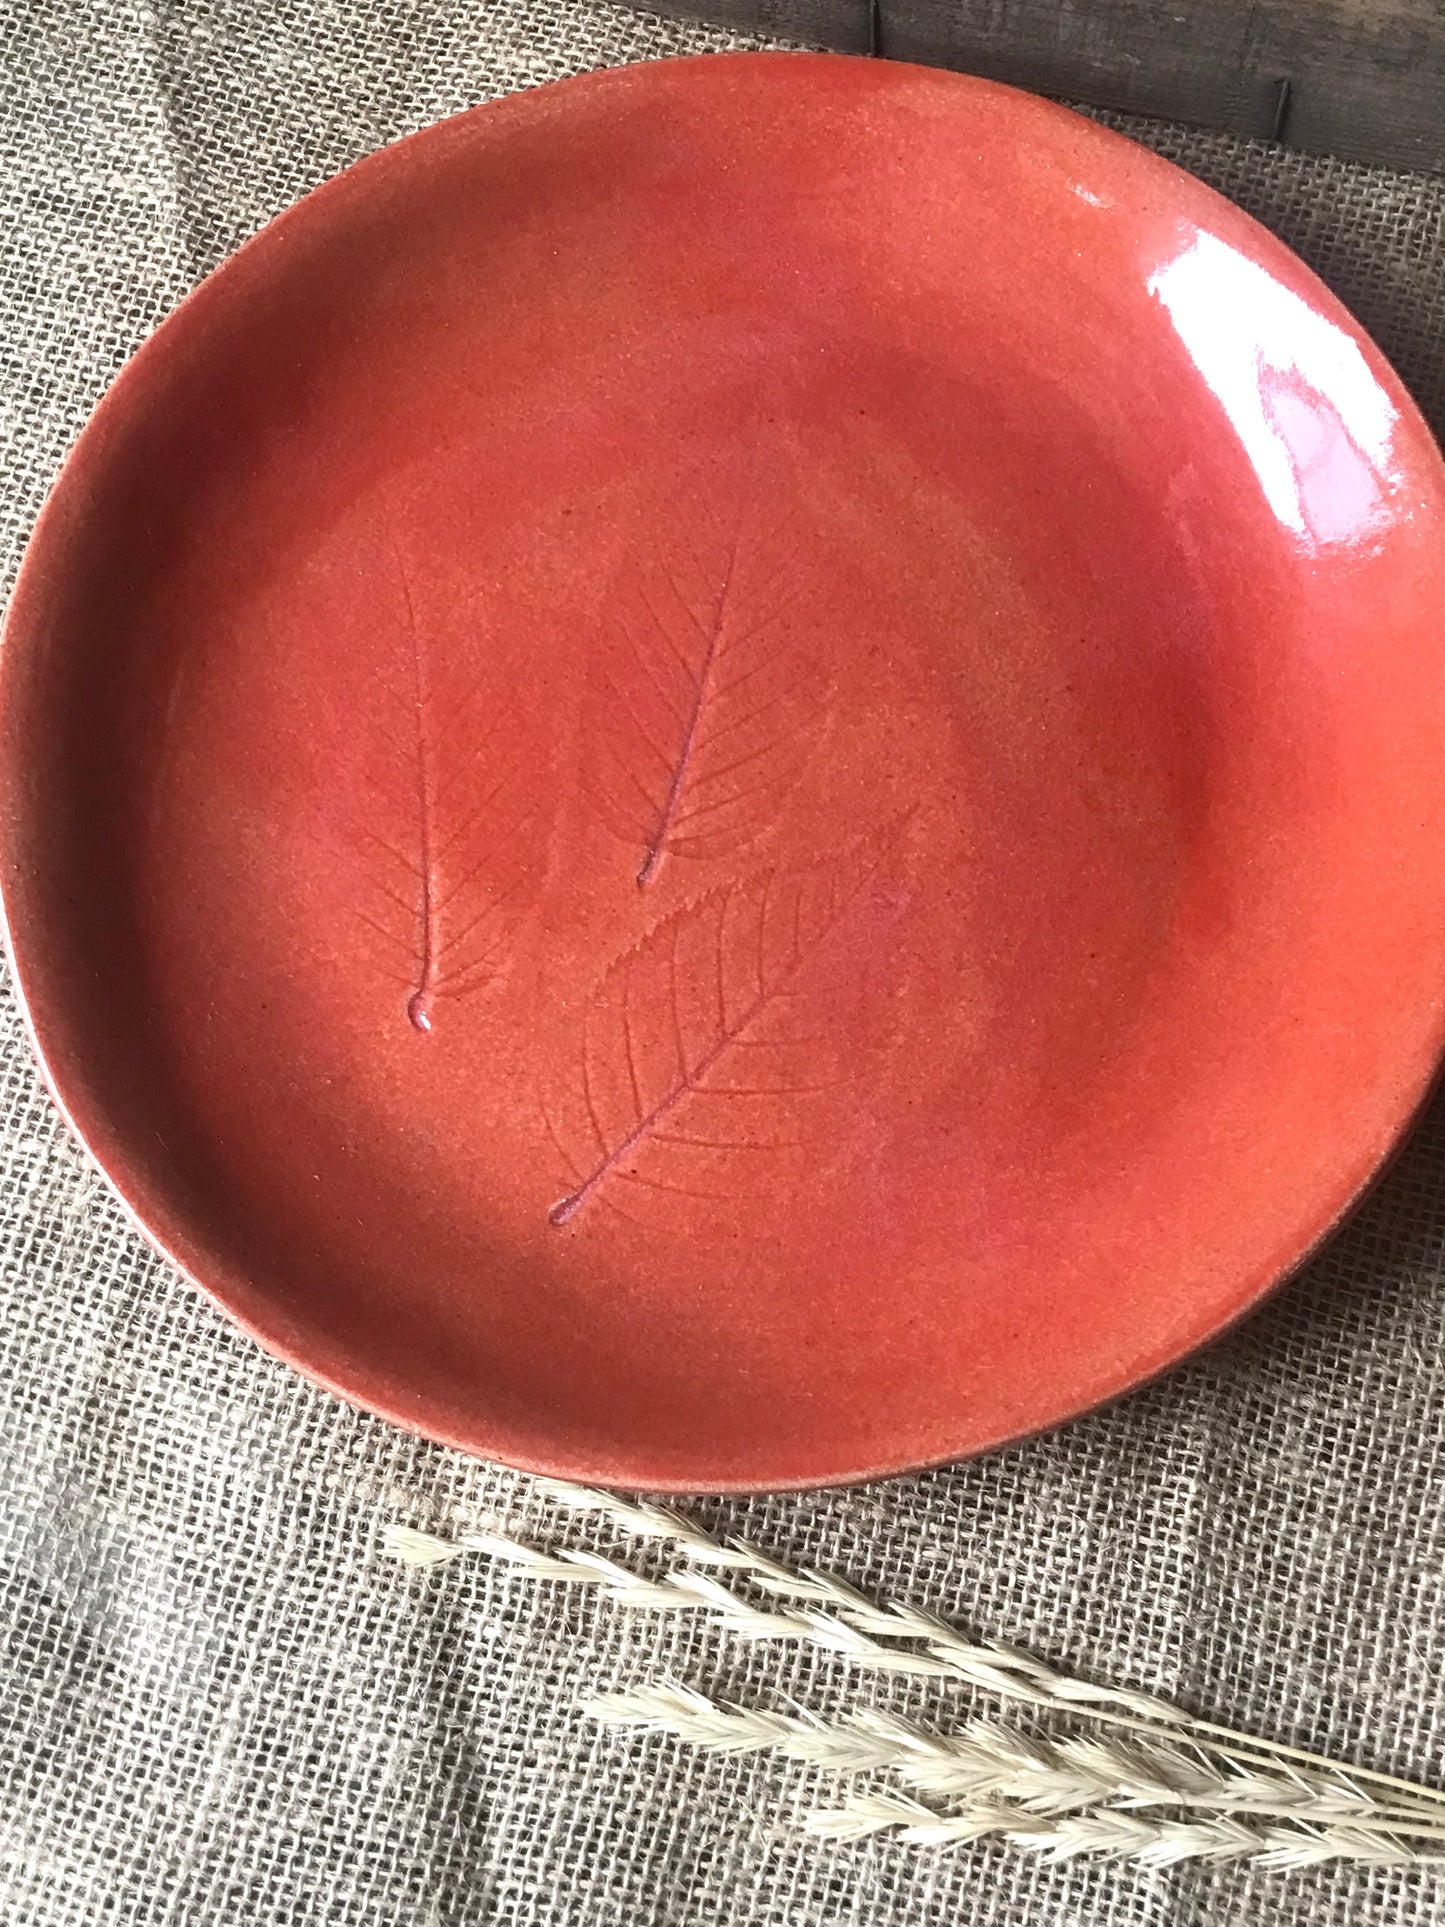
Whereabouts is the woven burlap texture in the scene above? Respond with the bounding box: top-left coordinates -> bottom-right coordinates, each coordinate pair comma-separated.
5,6 -> 1445,1924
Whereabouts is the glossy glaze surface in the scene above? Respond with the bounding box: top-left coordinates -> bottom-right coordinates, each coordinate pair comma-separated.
4,54 -> 1445,1490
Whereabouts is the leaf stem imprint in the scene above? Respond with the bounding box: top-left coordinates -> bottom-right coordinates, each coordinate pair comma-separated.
395,556 -> 438,1033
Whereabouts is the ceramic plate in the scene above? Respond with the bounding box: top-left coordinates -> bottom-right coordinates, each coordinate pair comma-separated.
5,54 -> 1445,1491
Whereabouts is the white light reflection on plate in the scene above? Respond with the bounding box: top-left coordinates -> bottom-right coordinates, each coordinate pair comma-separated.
1148,231 -> 1400,551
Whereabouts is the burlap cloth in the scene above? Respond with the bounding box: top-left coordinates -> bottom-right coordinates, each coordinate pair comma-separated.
5,6 -> 1445,1922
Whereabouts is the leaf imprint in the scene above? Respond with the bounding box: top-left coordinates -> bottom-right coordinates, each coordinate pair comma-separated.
357,546 -> 544,1030
546,823 -> 911,1227
584,434 -> 833,887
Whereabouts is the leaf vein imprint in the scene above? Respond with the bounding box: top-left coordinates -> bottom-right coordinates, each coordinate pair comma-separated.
635,534 -> 740,887
548,854 -> 876,1228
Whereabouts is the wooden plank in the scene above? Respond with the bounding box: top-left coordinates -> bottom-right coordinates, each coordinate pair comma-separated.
674,0 -> 868,48
644,0 -> 1445,175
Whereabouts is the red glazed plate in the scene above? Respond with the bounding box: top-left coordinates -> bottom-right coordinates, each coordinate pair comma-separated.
5,54 -> 1445,1492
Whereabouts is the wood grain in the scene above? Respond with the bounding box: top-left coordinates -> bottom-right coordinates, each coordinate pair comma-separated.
644,0 -> 1445,175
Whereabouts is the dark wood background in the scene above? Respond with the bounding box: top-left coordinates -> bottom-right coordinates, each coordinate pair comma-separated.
635,0 -> 1445,175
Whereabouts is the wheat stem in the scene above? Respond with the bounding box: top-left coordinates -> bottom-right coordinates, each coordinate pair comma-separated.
584,1682 -> 1445,1835
804,1792 -> 1445,1867
386,1524 -> 964,1674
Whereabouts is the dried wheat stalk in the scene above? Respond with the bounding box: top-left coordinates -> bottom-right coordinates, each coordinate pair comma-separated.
385,1482 -> 1445,1833
383,1521 -> 1182,1712
538,1483 -> 1445,1813
381,1479 -> 1445,1842
586,1681 -> 1445,1838
805,1792 -> 1445,1867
